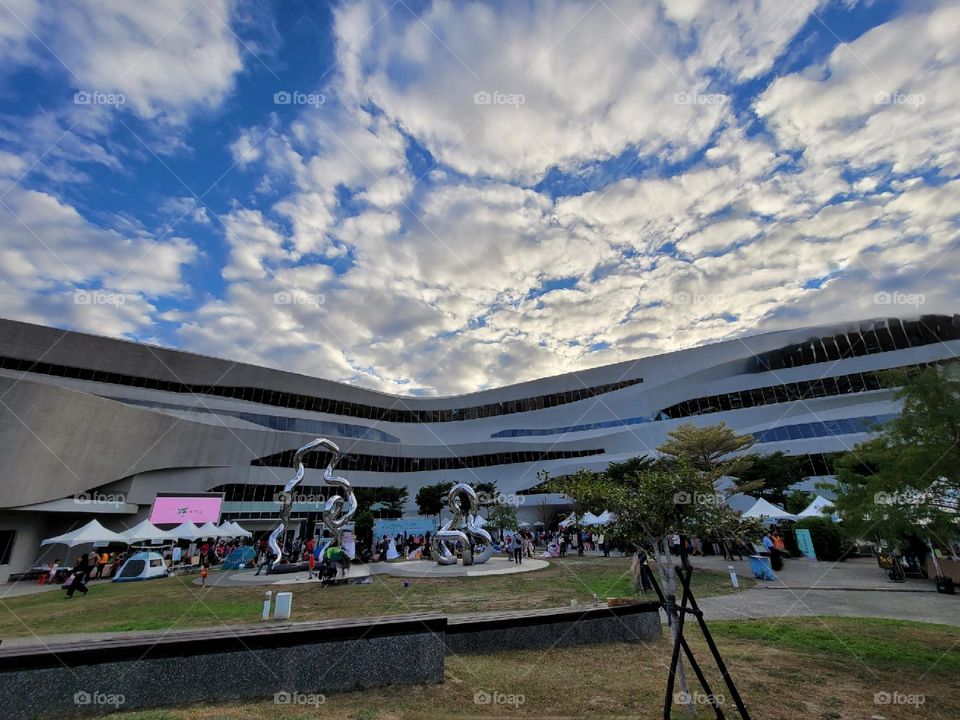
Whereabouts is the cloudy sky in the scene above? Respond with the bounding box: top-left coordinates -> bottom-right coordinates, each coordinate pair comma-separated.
0,0 -> 957,395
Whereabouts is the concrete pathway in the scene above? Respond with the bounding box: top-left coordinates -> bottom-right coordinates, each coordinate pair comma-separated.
686,555 -> 959,626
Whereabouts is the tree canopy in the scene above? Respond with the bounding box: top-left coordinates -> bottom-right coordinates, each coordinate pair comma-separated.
415,481 -> 453,517
834,365 -> 960,545
657,422 -> 755,475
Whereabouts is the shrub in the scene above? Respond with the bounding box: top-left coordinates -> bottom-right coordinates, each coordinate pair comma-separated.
793,517 -> 852,561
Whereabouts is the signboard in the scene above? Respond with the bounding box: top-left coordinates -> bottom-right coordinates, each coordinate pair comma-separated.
150,493 -> 223,525
795,528 -> 817,560
374,517 -> 437,540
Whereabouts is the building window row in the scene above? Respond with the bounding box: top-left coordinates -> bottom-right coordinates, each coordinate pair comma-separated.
657,361 -> 942,421
251,447 -> 605,473
751,315 -> 960,372
752,414 -> 897,444
111,398 -> 401,443
0,354 -> 642,423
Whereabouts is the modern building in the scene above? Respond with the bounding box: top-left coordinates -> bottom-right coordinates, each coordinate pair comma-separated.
1,314 -> 958,578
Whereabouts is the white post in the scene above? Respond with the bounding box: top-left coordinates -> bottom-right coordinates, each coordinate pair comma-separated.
728,565 -> 739,588
262,591 -> 272,621
274,591 -> 293,620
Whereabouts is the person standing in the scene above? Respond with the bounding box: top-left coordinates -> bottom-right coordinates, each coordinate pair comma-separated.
95,551 -> 109,580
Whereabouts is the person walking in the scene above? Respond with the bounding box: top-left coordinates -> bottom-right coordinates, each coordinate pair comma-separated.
510,533 -> 523,564
65,556 -> 89,599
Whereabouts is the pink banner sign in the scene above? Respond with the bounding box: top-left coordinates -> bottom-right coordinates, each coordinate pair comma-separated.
150,496 -> 222,524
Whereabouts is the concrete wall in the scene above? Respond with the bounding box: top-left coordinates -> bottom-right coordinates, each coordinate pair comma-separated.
0,604 -> 661,718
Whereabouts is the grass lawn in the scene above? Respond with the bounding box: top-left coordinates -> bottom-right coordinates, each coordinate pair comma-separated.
0,557 -> 747,638
109,616 -> 960,719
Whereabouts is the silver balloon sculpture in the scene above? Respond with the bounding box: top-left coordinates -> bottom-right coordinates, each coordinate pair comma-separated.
268,438 -> 356,570
432,483 -> 493,566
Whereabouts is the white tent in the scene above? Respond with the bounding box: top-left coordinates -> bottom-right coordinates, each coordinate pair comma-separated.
168,521 -> 203,541
112,551 -> 169,582
226,521 -> 252,537
592,510 -> 616,525
518,521 -> 532,528
121,519 -> 175,544
558,512 -> 578,528
580,511 -> 602,526
472,514 -> 487,528
41,519 -> 128,547
195,521 -> 222,539
797,495 -> 836,519
215,522 -> 236,538
742,498 -> 797,521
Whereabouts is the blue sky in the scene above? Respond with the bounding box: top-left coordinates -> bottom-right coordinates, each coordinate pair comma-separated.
0,0 -> 957,395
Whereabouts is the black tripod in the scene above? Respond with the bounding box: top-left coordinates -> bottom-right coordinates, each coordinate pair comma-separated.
647,565 -> 751,719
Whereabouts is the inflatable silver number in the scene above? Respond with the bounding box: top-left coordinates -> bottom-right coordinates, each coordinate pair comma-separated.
431,483 -> 493,566
268,438 -> 355,569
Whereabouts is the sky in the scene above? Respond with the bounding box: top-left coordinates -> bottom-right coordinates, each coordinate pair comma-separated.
0,0 -> 957,396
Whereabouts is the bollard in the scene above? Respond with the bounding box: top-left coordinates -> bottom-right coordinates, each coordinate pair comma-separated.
262,591 -> 272,621
274,591 -> 293,620
728,565 -> 739,589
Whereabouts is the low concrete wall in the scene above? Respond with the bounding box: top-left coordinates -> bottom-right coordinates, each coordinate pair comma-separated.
446,602 -> 662,655
0,604 -> 662,718
0,615 -> 446,720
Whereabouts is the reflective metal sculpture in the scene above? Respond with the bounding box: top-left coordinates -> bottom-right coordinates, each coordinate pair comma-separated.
268,438 -> 356,570
431,483 -> 493,566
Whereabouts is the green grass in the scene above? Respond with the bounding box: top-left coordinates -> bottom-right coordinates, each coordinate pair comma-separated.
711,617 -> 960,675
111,617 -> 960,719
0,557 -> 750,638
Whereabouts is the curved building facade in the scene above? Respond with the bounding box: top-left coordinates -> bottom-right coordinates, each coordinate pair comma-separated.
1,314 -> 958,577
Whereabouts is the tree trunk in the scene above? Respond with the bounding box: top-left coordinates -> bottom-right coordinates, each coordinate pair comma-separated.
658,536 -> 696,716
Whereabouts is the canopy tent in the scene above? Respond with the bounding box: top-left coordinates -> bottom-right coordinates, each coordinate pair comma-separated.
580,511 -> 602,526
797,495 -> 836,519
113,551 -> 168,582
472,514 -> 487,528
120,519 -> 175,544
742,498 -> 797,521
558,512 -> 578,528
167,521 -> 203,541
215,522 -> 236,538
226,521 -> 252,537
195,521 -> 222,539
518,522 -> 532,528
592,510 -> 617,525
41,519 -> 128,547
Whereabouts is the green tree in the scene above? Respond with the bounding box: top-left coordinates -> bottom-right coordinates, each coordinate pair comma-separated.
487,504 -> 519,540
415,481 -> 453,518
549,458 -> 759,713
737,451 -> 808,505
657,422 -> 755,475
834,365 -> 960,546
353,510 -> 375,552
